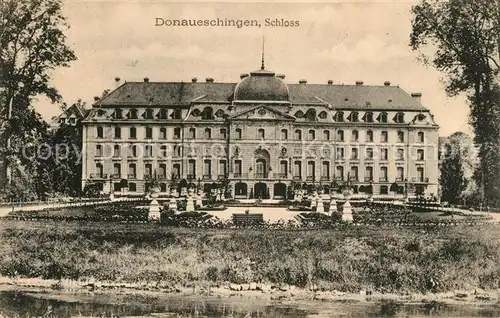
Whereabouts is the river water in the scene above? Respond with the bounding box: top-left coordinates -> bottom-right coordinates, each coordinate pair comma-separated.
0,290 -> 499,317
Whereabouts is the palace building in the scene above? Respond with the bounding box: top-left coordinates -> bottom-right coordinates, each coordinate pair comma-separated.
81,61 -> 439,199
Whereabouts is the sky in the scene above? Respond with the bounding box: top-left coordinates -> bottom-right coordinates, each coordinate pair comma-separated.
36,0 -> 471,137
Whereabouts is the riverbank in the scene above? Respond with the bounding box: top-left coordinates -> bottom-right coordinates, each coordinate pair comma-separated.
1,220 -> 500,296
0,276 -> 500,318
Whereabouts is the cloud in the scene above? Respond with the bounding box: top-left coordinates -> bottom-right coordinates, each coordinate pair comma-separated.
317,35 -> 413,64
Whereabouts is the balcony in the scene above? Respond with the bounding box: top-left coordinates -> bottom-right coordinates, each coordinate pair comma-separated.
293,175 -> 302,181
396,177 -> 404,182
143,174 -> 153,180
306,176 -> 315,181
278,173 -> 288,179
187,174 -> 196,180
158,175 -> 168,180
218,174 -> 227,180
364,176 -> 373,182
90,173 -> 107,179
320,176 -> 329,181
112,174 -> 121,179
255,173 -> 268,179
334,176 -> 344,181
203,174 -> 212,180
127,174 -> 136,179
349,176 -> 359,182
379,177 -> 388,182
233,173 -> 242,178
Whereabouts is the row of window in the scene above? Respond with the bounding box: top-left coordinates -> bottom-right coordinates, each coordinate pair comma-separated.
96,144 -> 427,161
93,161 -> 426,182
110,108 -> 182,120
97,126 -> 426,143
108,107 -> 407,123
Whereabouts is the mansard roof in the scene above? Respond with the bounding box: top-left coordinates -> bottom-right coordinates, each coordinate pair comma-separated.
96,81 -> 429,111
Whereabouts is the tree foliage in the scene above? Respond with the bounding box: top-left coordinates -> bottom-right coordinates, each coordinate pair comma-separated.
439,132 -> 477,205
411,0 -> 500,206
0,0 -> 76,198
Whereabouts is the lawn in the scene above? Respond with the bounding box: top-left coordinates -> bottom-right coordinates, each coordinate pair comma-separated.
0,220 -> 499,295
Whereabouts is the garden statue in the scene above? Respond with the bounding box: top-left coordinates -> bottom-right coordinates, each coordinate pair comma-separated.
185,194 -> 195,212
329,199 -> 337,215
148,199 -> 161,220
147,173 -> 161,220
196,191 -> 203,208
341,173 -> 354,222
342,200 -> 353,222
316,195 -> 325,214
168,196 -> 178,213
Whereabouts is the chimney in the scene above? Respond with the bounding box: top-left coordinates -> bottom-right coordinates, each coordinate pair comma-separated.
240,73 -> 249,79
327,80 -> 333,85
384,81 -> 391,86
114,77 -> 121,88
143,77 -> 149,83
299,79 -> 307,84
206,77 -> 214,83
411,92 -> 422,103
191,77 -> 198,83
355,80 -> 364,85
276,74 -> 285,79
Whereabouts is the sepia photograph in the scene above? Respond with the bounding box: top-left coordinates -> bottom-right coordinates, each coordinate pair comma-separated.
0,0 -> 499,316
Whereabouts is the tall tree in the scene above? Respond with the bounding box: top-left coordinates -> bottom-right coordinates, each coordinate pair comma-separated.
410,0 -> 500,206
0,0 -> 76,196
439,132 -> 477,205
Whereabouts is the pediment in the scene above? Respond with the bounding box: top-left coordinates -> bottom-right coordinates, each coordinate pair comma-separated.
231,105 -> 295,121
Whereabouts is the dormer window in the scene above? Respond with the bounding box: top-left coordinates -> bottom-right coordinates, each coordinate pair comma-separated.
305,109 -> 317,122
69,115 -> 76,125
172,109 -> 182,119
201,107 -> 215,120
378,112 -> 388,123
318,111 -> 328,119
394,112 -> 405,123
114,108 -> 123,119
143,108 -> 154,119
128,109 -> 138,119
158,109 -> 168,120
349,111 -> 359,122
294,110 -> 304,118
334,111 -> 344,122
363,112 -> 374,123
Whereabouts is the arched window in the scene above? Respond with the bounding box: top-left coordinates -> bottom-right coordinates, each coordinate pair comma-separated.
305,109 -> 317,122
335,111 -> 344,122
96,126 -> 103,138
281,129 -> 288,140
129,127 -> 136,139
417,131 -> 424,143
394,112 -> 405,123
158,109 -> 168,119
189,127 -> 196,139
114,108 -> 123,119
308,129 -> 315,141
204,128 -> 212,139
295,129 -> 302,140
144,108 -> 154,119
366,130 -> 373,142
258,128 -> 265,139
364,112 -> 374,123
235,128 -> 242,139
378,112 -> 388,123
349,111 -> 359,122
172,109 -> 182,119
201,107 -> 215,120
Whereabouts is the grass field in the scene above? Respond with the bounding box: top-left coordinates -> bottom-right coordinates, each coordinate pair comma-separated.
0,220 -> 499,295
